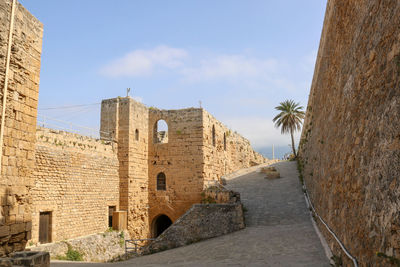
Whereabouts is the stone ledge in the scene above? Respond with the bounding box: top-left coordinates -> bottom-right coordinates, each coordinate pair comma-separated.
0,251 -> 49,267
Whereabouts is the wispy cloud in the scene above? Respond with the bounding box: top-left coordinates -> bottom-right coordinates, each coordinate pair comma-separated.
223,117 -> 302,149
100,45 -> 188,77
180,55 -> 278,83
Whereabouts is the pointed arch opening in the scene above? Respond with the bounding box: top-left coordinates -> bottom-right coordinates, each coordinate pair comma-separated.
152,214 -> 172,238
154,119 -> 168,144
157,172 -> 166,191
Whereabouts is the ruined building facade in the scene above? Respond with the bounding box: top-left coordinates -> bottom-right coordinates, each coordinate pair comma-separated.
299,0 -> 400,266
30,98 -> 266,244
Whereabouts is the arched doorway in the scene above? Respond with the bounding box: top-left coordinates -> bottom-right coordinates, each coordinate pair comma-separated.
152,214 -> 172,238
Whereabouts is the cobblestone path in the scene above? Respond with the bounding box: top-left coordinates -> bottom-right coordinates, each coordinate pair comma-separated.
51,161 -> 329,267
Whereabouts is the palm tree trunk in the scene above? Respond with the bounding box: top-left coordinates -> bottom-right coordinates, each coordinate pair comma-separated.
290,128 -> 297,157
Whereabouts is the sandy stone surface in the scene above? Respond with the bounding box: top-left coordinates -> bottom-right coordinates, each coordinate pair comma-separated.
298,1 -> 400,264
51,161 -> 329,266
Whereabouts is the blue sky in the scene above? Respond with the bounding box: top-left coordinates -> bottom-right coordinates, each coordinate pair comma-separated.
20,0 -> 327,158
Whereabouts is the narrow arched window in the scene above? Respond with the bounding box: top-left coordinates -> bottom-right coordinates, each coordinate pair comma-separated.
212,125 -> 216,147
135,129 -> 139,141
154,120 -> 168,144
224,132 -> 226,151
157,172 -> 166,191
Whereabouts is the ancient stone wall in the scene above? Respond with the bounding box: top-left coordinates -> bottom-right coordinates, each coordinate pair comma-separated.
202,110 -> 267,186
299,1 -> 400,265
148,108 -> 204,234
100,97 -> 267,239
101,98 -> 149,240
30,230 -> 129,262
0,0 -> 43,256
31,127 -> 119,243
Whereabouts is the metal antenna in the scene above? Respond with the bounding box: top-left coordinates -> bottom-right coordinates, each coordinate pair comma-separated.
127,88 -> 131,97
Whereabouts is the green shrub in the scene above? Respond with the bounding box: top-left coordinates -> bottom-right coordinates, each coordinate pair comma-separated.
330,255 -> 342,266
56,243 -> 84,261
377,252 -> 400,266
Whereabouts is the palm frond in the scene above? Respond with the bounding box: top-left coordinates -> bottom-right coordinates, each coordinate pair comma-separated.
272,99 -> 305,134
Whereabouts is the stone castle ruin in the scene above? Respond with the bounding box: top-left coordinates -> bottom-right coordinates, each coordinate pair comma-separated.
0,0 -> 267,255
31,97 -> 266,245
3,0 -> 400,265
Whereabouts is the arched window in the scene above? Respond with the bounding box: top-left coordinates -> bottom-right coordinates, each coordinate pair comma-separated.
154,120 -> 168,144
224,132 -> 226,151
135,129 -> 139,141
157,172 -> 166,190
212,125 -> 216,147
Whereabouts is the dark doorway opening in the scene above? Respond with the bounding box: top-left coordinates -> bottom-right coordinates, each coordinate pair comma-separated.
153,214 -> 172,238
109,206 -> 116,228
39,211 -> 52,244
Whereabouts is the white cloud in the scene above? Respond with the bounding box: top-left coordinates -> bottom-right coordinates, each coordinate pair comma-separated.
222,117 -> 302,149
100,45 -> 188,77
181,55 -> 278,83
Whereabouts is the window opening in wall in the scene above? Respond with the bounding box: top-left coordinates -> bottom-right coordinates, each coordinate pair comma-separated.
224,132 -> 226,151
39,211 -> 52,244
157,172 -> 166,190
154,120 -> 168,144
212,125 -> 216,147
135,129 -> 139,141
152,214 -> 172,238
108,206 -> 116,228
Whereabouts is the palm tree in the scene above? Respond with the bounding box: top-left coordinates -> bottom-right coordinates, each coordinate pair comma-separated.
273,100 -> 305,158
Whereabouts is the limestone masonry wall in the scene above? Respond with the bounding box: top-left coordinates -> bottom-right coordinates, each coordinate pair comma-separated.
148,108 -> 204,230
31,127 -> 119,243
0,0 -> 43,256
101,98 -> 150,240
202,110 -> 267,186
299,1 -> 400,265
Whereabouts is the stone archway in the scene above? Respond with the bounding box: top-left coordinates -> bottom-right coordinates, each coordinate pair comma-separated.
152,214 -> 172,238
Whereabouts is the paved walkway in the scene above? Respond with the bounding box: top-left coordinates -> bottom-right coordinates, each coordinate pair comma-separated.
52,161 -> 329,267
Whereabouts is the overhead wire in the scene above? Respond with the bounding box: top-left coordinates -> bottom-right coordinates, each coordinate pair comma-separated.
38,102 -> 101,110
36,102 -> 116,140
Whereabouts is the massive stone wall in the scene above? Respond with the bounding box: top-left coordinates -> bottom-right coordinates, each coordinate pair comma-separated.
101,98 -> 150,240
31,127 -> 119,243
299,1 -> 400,265
148,108 -> 204,230
0,0 -> 43,256
202,110 -> 267,186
